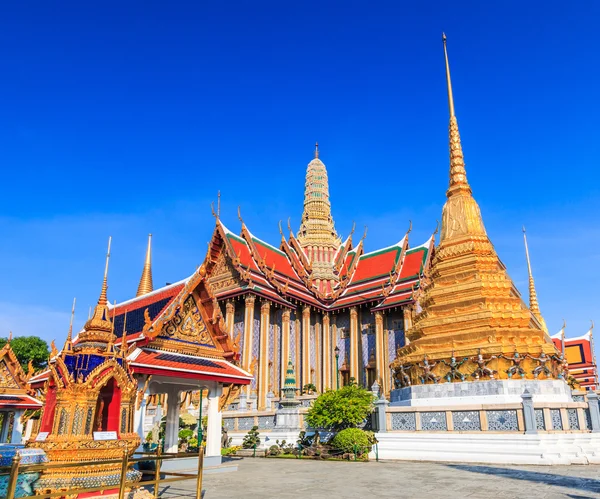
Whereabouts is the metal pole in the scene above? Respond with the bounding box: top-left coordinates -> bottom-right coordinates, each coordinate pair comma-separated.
153,442 -> 162,498
118,444 -> 129,499
195,445 -> 204,499
198,389 -> 203,447
6,453 -> 21,499
335,354 -> 340,390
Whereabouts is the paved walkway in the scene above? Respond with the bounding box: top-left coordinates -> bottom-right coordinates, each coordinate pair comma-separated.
160,458 -> 600,499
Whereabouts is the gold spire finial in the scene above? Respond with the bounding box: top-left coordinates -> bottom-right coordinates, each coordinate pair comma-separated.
98,236 -> 112,306
522,227 -> 547,332
64,297 -> 76,351
8,331 -> 12,342
315,142 -> 319,159
442,33 -> 454,118
136,234 -> 154,297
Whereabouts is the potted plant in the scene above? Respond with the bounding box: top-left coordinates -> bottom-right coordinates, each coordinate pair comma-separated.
303,383 -> 317,395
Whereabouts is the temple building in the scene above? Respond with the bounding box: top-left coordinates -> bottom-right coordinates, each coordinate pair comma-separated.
552,323 -> 597,390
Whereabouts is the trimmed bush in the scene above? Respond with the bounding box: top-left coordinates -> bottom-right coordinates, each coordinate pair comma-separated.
242,426 -> 261,449
331,428 -> 371,455
306,385 -> 375,431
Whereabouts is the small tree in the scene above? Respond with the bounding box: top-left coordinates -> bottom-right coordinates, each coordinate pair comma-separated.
305,385 -> 375,431
242,425 -> 261,449
0,336 -> 49,372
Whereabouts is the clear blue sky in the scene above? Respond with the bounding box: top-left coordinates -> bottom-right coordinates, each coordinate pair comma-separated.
0,1 -> 598,346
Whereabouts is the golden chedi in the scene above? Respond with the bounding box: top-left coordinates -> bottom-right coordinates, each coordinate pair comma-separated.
392,35 -> 560,386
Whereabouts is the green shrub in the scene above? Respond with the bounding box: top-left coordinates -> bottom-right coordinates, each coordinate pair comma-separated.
242,426 -> 261,449
188,437 -> 199,449
178,429 -> 194,442
305,385 -> 375,431
268,445 -> 282,456
331,428 -> 371,455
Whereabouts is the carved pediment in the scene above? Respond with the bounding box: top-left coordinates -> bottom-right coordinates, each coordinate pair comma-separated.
159,295 -> 216,348
208,251 -> 241,292
0,359 -> 20,389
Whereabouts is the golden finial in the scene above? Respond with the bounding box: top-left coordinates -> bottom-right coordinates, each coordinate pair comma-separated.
7,331 -> 12,342
433,220 -> 440,236
122,310 -> 128,338
287,217 -> 292,235
522,226 -> 547,332
217,190 -> 221,217
350,222 -> 356,237
136,234 -> 154,297
237,206 -> 244,225
442,33 -> 470,192
98,236 -> 112,306
63,297 -> 76,351
278,220 -> 284,238
50,340 -> 58,358
407,220 -> 413,235
314,142 -> 319,159
442,33 -> 454,118
361,225 -> 368,243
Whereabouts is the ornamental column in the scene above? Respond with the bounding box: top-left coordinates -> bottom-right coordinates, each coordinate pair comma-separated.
403,307 -> 412,344
322,313 -> 331,390
258,300 -> 271,410
280,310 -> 291,392
302,305 -> 311,389
164,388 -> 181,454
205,382 -> 223,459
225,299 -> 235,337
315,321 -> 321,391
242,294 -> 256,396
375,311 -> 388,395
350,307 -> 359,383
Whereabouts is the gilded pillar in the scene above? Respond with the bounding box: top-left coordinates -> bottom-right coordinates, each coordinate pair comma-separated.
302,305 -> 311,388
383,315 -> 391,396
225,299 -> 235,337
403,307 -> 412,344
315,320 -> 321,392
280,309 -> 291,393
375,311 -> 388,395
242,294 -> 256,395
322,313 -> 331,390
272,313 -> 280,396
350,307 -> 359,383
295,315 -> 301,387
258,300 -> 271,410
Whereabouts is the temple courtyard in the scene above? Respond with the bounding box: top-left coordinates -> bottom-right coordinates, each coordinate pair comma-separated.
160,458 -> 600,498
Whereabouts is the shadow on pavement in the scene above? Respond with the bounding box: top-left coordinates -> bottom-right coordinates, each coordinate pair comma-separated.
447,464 -> 600,494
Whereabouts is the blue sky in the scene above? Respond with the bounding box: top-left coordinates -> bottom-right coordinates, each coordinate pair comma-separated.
0,1 -> 598,347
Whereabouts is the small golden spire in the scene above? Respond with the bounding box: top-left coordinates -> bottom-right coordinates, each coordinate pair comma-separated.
522,226 -> 547,332
314,142 -> 319,159
64,297 -> 76,351
217,191 -> 221,218
442,33 -> 454,118
98,237 -> 111,306
136,234 -> 154,297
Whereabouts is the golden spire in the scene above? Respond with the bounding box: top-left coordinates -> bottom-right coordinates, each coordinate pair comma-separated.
443,33 -> 470,194
522,226 -> 547,332
439,34 -> 486,242
314,142 -> 319,159
136,234 -> 154,297
80,237 -> 115,347
63,297 -> 76,352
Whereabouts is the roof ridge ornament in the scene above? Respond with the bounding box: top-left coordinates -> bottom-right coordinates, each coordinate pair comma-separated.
136,234 -> 154,297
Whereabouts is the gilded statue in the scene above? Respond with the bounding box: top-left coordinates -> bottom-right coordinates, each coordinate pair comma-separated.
471,351 -> 497,380
442,355 -> 468,382
500,351 -> 526,379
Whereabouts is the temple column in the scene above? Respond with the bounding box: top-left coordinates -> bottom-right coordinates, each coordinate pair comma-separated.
295,315 -> 301,387
225,299 -> 235,337
350,307 -> 359,383
164,388 -> 181,454
302,305 -> 311,389
322,313 -> 331,390
375,311 -> 387,396
258,300 -> 271,410
242,295 -> 256,396
280,309 -> 291,392
403,307 -> 412,344
272,313 -> 280,397
0,412 -> 10,442
315,321 -> 321,391
134,376 -> 150,449
205,383 -> 223,458
10,411 -> 23,444
331,315 -> 339,388
383,316 -> 391,397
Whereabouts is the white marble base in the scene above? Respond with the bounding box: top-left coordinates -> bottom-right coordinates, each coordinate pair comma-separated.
390,379 -> 572,407
374,432 -> 600,465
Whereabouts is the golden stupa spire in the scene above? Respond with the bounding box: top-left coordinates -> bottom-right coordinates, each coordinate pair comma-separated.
63,297 -> 76,352
522,226 -> 547,332
440,34 -> 486,242
79,237 -> 115,347
314,141 -> 319,159
136,234 -> 154,297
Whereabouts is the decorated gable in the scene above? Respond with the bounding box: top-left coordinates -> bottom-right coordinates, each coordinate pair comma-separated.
158,295 -> 216,349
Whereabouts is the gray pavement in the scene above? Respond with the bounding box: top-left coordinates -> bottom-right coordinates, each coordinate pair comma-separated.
159,457 -> 600,499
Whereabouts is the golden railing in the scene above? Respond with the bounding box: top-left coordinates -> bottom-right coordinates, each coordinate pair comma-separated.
0,446 -> 204,499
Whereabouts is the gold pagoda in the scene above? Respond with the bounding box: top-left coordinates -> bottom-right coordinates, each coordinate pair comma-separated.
392,35 -> 560,384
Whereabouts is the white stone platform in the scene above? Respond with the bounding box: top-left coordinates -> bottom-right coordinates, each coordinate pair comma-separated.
373,432 -> 600,465
390,379 -> 572,406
